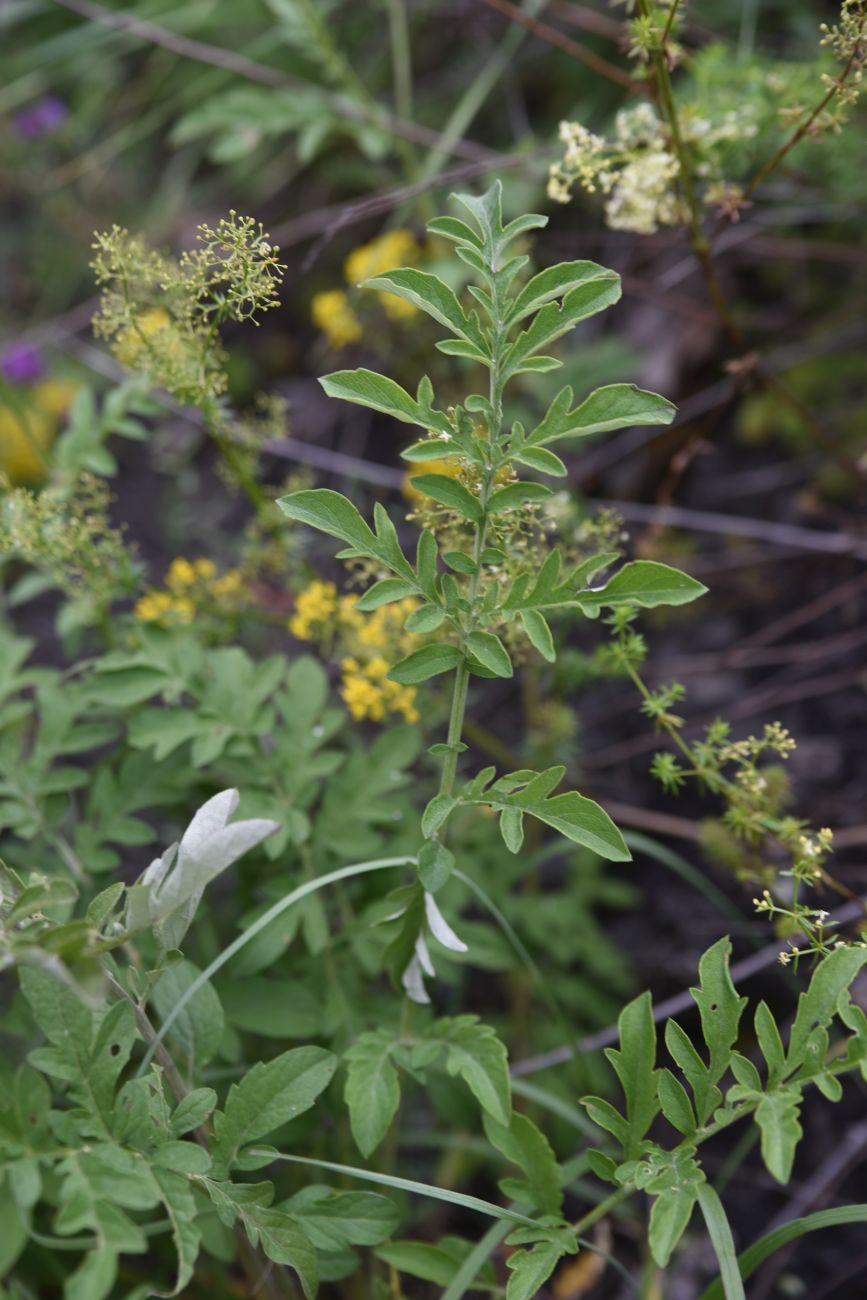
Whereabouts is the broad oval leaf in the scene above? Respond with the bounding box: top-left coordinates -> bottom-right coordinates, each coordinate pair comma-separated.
410,473 -> 482,522
508,259 -> 619,325
320,367 -> 452,435
388,643 -> 463,685
355,578 -> 417,611
465,631 -> 513,678
577,560 -> 707,612
487,482 -> 552,514
363,268 -> 485,350
277,489 -> 376,553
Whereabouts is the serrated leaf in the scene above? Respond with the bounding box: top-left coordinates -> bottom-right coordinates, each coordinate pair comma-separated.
207,1181 -> 318,1300
465,631 -> 513,678
577,560 -> 707,613
431,1016 -> 511,1126
787,945 -> 867,1072
170,1087 -> 217,1137
212,1047 -> 337,1172
650,1185 -> 699,1268
253,1209 -> 319,1296
483,1111 -> 562,1216
754,1088 -> 803,1183
344,1031 -> 401,1157
388,643 -> 463,684
151,1166 -> 201,1295
505,1237 -> 576,1300
690,937 -> 747,1085
286,1187 -> 399,1251
604,991 -> 660,1159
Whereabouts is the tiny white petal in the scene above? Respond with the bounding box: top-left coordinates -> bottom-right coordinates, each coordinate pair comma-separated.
401,953 -> 430,1004
424,892 -> 468,953
415,932 -> 436,977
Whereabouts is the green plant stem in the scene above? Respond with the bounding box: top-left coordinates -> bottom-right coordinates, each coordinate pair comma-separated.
572,1186 -> 630,1236
743,29 -> 866,200
104,971 -> 295,1299
433,280 -> 506,807
135,855 -> 414,1076
637,0 -> 743,349
385,0 -> 413,128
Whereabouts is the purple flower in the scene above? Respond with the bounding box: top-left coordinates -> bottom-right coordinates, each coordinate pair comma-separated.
14,96 -> 68,140
1,343 -> 44,385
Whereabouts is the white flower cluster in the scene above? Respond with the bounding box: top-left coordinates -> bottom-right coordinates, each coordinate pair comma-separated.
547,105 -> 684,234
547,121 -> 607,203
604,148 -> 682,234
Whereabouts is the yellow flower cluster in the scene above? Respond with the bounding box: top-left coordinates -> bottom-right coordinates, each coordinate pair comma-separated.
344,229 -> 419,319
402,456 -> 462,502
311,229 -> 422,349
310,292 -> 362,349
115,307 -> 171,367
134,555 -> 246,623
288,579 -> 338,640
289,582 -> 420,723
340,654 -> 419,724
0,379 -> 79,485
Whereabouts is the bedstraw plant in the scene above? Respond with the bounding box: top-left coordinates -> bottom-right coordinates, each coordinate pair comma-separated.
2,186 -> 867,1300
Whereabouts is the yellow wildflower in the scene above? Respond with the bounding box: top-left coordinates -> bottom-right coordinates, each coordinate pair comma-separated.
32,379 -> 80,419
311,290 -> 362,349
0,379 -> 79,485
133,590 -> 194,623
338,658 -> 419,724
289,579 -> 338,640
211,568 -> 244,600
115,307 -> 171,367
337,593 -> 364,631
344,229 -> 420,284
167,557 -> 197,589
403,456 -> 463,502
344,229 -> 421,320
